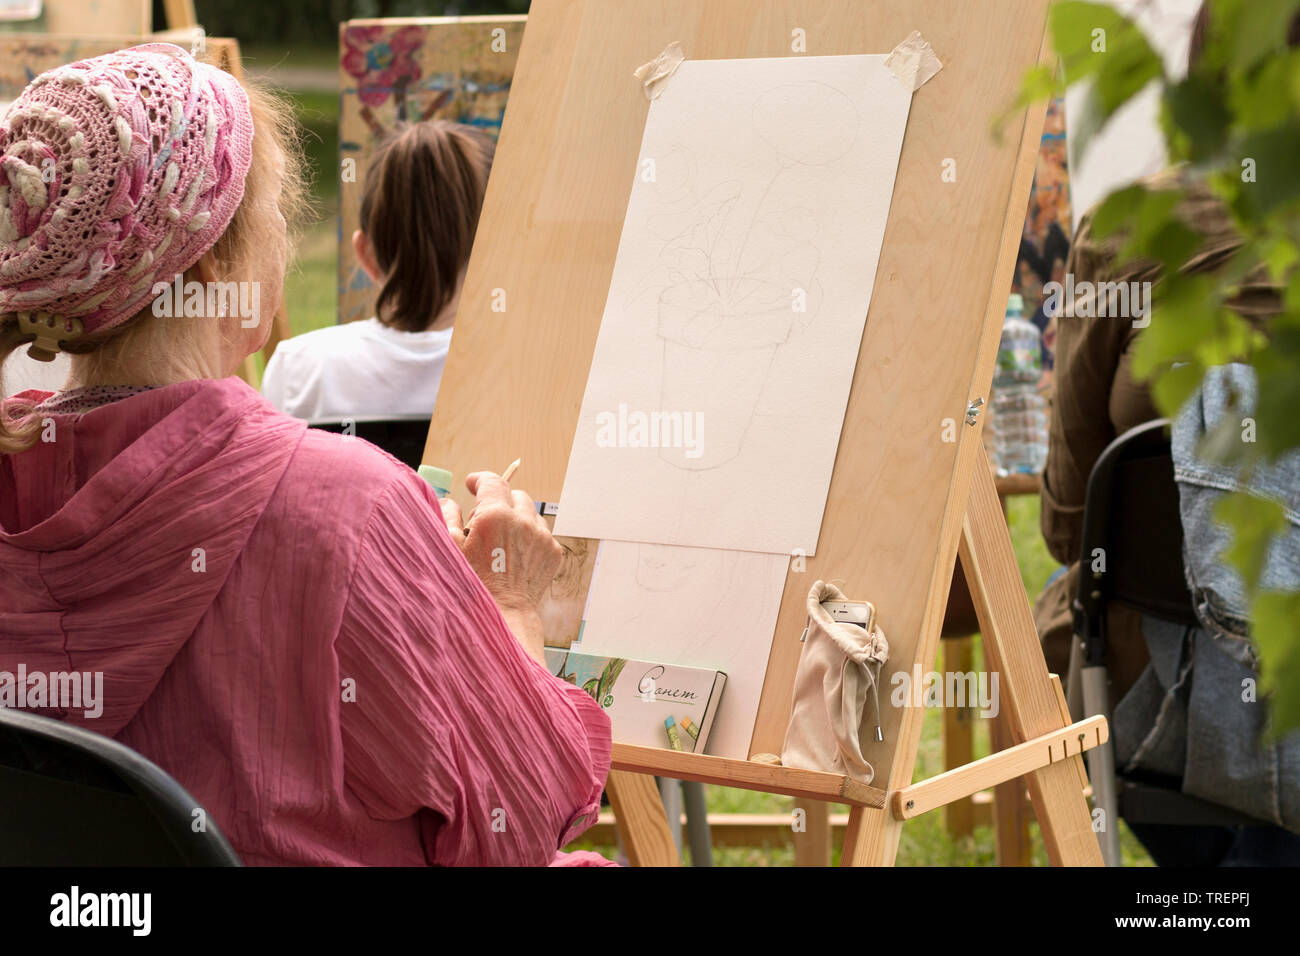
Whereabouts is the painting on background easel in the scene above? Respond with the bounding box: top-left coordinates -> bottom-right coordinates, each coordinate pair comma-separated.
0,0 -> 151,38
1014,96 -> 1071,384
981,94 -> 1071,466
337,16 -> 525,325
0,33 -> 156,108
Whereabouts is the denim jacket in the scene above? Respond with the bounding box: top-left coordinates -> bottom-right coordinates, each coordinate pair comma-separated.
1172,362 -> 1300,656
1113,364 -> 1300,832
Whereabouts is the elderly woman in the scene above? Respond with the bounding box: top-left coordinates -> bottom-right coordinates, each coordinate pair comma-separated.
0,44 -> 611,866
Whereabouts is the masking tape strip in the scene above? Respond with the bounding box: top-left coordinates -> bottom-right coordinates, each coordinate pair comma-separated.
884,31 -> 943,92
633,40 -> 685,100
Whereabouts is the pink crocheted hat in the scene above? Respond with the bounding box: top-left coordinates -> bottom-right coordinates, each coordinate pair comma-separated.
0,43 -> 253,359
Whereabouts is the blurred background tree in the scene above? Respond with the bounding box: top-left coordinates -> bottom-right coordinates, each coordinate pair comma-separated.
161,0 -> 530,47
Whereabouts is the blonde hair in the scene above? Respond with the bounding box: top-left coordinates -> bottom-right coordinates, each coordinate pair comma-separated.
0,79 -> 307,454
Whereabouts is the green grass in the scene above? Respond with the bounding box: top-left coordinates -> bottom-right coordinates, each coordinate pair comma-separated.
282,83 -> 340,334
240,44 -> 342,76
270,66 -> 1154,868
1007,493 -> 1060,600
247,79 -> 341,382
286,89 -> 341,208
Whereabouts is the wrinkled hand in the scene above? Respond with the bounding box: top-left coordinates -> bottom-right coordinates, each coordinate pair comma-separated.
440,471 -> 563,614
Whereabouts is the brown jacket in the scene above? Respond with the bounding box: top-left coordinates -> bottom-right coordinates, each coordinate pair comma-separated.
1034,169 -> 1277,694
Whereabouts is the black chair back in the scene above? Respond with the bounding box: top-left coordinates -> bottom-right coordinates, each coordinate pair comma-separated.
1073,419 -> 1198,661
1072,419 -> 1269,829
309,418 -> 432,470
0,707 -> 242,866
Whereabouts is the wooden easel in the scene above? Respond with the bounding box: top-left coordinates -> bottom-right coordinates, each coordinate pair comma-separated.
424,0 -> 1106,866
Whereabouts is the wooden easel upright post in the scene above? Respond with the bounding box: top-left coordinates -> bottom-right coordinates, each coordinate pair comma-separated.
423,0 -> 1106,867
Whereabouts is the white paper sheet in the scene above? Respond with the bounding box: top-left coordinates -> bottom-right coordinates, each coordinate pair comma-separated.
554,54 -> 913,554
577,540 -> 790,759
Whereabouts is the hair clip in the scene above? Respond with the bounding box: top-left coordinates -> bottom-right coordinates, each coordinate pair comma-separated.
16,310 -> 84,362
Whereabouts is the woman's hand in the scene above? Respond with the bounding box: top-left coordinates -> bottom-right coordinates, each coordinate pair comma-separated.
440,471 -> 562,663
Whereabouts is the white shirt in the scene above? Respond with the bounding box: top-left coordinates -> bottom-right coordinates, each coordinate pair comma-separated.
3,349 -> 70,397
261,317 -> 453,423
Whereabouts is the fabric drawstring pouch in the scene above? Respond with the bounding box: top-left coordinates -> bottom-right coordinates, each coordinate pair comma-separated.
780,581 -> 889,784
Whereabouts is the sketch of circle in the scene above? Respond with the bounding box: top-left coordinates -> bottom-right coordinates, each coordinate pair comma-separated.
753,82 -> 860,166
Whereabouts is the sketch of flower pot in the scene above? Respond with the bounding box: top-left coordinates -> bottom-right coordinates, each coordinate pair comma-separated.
634,542 -> 702,592
656,277 -> 792,470
642,81 -> 859,472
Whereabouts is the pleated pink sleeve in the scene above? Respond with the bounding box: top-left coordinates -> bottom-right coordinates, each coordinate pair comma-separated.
334,472 -> 612,866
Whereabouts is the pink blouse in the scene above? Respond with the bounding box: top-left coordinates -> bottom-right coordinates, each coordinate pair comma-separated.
0,377 -> 613,866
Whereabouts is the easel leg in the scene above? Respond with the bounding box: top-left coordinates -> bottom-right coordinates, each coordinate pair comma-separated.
681,781 -> 714,866
989,707 -> 1033,865
606,771 -> 681,867
943,636 -> 976,839
793,800 -> 831,866
657,777 -> 684,856
959,454 -> 1102,865
839,804 -> 899,866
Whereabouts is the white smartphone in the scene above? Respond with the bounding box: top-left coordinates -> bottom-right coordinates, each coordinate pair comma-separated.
821,599 -> 876,631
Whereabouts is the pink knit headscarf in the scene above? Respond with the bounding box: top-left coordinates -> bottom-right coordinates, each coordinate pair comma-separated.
0,43 -> 253,359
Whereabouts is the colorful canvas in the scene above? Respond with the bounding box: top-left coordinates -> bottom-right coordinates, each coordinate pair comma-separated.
1012,96 -> 1072,380
0,0 -> 150,38
337,17 -> 525,325
0,34 -> 149,111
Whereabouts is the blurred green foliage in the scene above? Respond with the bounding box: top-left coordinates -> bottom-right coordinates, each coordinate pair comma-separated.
1015,0 -> 1300,733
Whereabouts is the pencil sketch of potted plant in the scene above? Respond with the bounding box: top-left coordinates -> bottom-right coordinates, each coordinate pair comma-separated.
652,81 -> 861,470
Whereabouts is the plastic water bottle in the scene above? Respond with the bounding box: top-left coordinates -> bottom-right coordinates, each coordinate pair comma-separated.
991,294 -> 1048,476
